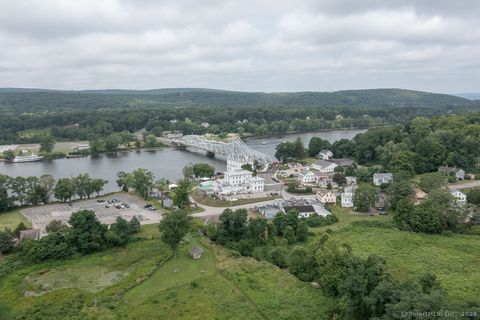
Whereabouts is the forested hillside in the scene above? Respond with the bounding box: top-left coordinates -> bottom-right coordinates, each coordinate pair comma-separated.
0,88 -> 475,113
0,88 -> 479,145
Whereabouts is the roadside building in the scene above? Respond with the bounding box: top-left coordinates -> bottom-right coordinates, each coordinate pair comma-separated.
330,158 -> 355,167
341,186 -> 354,208
19,229 -> 42,241
316,190 -> 337,205
438,166 -> 466,180
297,169 -> 317,184
345,176 -> 357,185
450,189 -> 467,206
412,188 -> 428,205
258,198 -> 330,219
373,173 -> 393,186
317,149 -> 333,160
311,159 -> 338,173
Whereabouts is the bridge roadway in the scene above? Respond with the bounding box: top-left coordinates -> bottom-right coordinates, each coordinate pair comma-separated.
170,135 -> 273,165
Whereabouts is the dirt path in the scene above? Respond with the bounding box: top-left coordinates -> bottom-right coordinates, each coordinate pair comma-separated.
448,180 -> 480,190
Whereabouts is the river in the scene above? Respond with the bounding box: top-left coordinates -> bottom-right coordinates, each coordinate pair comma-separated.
0,129 -> 365,193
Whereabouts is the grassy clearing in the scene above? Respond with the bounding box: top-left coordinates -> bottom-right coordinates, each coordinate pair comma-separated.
0,209 -> 31,230
191,189 -> 277,207
317,209 -> 480,303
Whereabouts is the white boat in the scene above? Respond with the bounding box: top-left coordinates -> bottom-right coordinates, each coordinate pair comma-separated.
261,141 -> 267,145
12,154 -> 44,163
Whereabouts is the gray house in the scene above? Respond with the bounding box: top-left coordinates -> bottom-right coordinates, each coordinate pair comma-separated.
438,166 -> 465,180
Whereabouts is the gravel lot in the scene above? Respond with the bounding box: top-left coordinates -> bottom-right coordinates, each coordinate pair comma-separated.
21,193 -> 162,230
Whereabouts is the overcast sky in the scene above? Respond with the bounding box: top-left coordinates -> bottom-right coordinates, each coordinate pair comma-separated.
0,0 -> 479,93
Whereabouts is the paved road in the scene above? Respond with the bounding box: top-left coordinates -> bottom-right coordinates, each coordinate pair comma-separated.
448,180 -> 480,190
191,190 -> 316,218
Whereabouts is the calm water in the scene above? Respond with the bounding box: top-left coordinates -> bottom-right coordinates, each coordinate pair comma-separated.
0,129 -> 364,193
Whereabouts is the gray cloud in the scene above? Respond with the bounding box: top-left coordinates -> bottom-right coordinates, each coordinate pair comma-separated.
0,0 -> 479,92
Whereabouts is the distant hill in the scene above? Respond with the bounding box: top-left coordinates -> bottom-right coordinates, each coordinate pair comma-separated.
0,87 -> 475,113
453,92 -> 480,100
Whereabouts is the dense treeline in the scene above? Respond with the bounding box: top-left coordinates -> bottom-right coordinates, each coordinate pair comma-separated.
0,174 -> 107,212
0,210 -> 140,259
1,88 -> 479,144
292,113 -> 480,173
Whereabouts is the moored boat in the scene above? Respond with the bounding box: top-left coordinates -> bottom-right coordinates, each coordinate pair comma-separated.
12,154 -> 44,163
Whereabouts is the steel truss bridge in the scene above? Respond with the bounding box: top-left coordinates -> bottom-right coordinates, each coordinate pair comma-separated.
172,135 -> 273,165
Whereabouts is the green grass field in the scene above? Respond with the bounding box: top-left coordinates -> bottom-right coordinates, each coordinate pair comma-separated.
0,209 -> 31,230
0,225 -> 334,319
317,207 -> 480,303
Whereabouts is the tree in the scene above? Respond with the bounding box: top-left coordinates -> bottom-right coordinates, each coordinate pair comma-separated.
353,184 -> 377,212
131,168 -> 155,199
107,217 -> 131,246
129,216 -> 141,233
104,133 -> 122,152
275,138 -> 306,162
192,163 -> 215,178
116,171 -> 130,192
158,210 -> 191,257
45,220 -> 69,233
0,229 -> 14,254
39,133 -> 55,153
393,199 -> 415,231
419,172 -> 446,193
216,208 -> 248,244
388,150 -> 415,176
283,225 -> 296,244
2,150 -> 15,161
333,172 -> 347,186
247,217 -> 267,245
182,164 -> 194,180
295,221 -> 309,242
54,178 -> 75,202
13,222 -> 28,238
408,200 -> 445,234
288,246 -> 317,281
67,210 -> 106,253
465,188 -> 480,206
308,137 -> 331,157
386,178 -> 413,211
39,174 -> 56,203
144,134 -> 158,148
172,180 -> 191,208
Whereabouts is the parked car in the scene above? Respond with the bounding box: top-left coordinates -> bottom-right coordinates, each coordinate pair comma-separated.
144,204 -> 152,208
68,203 -> 73,207
105,205 -> 110,208
97,199 -> 105,203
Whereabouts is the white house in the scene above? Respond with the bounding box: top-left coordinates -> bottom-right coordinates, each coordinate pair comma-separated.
373,173 -> 393,186
346,176 -> 357,185
311,159 -> 338,173
450,189 -> 467,206
316,190 -> 337,205
316,175 -> 339,189
317,149 -> 333,160
341,186 -> 354,207
297,169 -> 317,184
438,166 -> 466,180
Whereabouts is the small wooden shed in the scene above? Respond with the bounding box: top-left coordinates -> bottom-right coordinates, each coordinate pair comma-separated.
189,247 -> 204,259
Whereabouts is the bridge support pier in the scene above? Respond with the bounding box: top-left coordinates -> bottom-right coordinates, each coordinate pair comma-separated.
206,151 -> 215,158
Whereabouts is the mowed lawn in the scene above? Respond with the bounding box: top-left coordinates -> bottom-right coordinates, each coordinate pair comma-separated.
323,212 -> 480,303
0,209 -> 31,230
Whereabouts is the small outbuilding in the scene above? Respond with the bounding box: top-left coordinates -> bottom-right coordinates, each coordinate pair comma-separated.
190,246 -> 204,259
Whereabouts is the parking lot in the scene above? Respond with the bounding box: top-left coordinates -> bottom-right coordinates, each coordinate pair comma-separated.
21,193 -> 162,230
